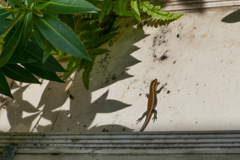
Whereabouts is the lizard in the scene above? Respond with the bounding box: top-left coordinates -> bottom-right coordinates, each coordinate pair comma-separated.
137,79 -> 167,132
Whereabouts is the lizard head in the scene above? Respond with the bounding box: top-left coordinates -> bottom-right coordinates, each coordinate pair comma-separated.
152,79 -> 160,89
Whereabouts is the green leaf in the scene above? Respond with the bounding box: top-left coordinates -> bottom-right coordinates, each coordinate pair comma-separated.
9,0 -> 19,6
1,64 -> 41,84
45,0 -> 100,14
35,2 -> 49,10
0,9 -> 12,23
1,13 -> 25,37
59,14 -> 75,31
0,69 -> 13,98
139,1 -> 183,21
106,4 -> 113,15
0,20 -> 23,68
34,15 -> 91,60
7,48 -> 35,64
99,1 -> 109,23
19,12 -> 33,53
23,63 -> 65,83
32,23 -> 46,49
119,0 -> 127,16
43,40 -> 52,63
62,56 -> 81,80
28,0 -> 50,7
131,0 -> 141,21
45,10 -> 58,18
25,41 -> 67,72
0,19 -> 12,35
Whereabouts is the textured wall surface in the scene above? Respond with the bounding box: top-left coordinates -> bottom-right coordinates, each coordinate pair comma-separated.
1,7 -> 240,133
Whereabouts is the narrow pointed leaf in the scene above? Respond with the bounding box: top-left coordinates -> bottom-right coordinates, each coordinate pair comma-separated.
106,4 -> 113,15
7,48 -> 35,64
0,20 -> 23,68
45,0 -> 100,14
19,12 -> 33,53
43,40 -> 52,63
99,1 -> 109,22
131,0 -> 141,21
0,9 -> 12,23
32,23 -> 46,49
25,41 -> 67,72
58,14 -> 75,31
23,63 -> 65,83
1,64 -> 41,84
0,69 -> 13,98
34,15 -> 91,60
1,13 -> 25,37
34,1 -> 50,10
0,19 -> 12,35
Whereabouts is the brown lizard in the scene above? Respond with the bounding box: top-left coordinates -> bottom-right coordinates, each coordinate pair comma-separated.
137,79 -> 167,132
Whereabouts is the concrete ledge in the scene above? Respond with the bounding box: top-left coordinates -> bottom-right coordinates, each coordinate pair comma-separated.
1,131 -> 240,155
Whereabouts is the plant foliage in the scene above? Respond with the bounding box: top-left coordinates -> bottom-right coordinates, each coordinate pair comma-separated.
0,0 -> 183,98
0,0 -> 100,98
77,0 -> 183,22
59,18 -> 118,89
71,0 -> 183,89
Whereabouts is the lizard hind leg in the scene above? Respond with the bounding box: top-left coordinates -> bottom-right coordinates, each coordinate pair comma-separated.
136,111 -> 147,124
152,109 -> 158,122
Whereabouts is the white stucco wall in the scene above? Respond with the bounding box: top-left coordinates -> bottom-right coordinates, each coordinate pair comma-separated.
1,7 -> 240,133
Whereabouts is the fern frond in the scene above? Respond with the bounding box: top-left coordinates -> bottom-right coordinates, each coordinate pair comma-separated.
79,29 -> 103,40
81,55 -> 96,89
75,13 -> 98,19
56,50 -> 67,59
77,21 -> 99,33
131,0 -> 141,21
83,32 -> 118,49
63,56 -> 81,80
139,1 -> 183,21
112,1 -> 133,17
63,15 -> 119,90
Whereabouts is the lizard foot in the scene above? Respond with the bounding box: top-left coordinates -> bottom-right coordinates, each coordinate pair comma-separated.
136,118 -> 143,124
145,93 -> 149,98
152,116 -> 157,123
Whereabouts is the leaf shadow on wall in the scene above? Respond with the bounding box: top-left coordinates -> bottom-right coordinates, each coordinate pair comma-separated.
3,17 -> 148,133
221,9 -> 240,23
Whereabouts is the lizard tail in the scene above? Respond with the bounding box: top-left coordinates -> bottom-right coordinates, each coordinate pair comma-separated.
139,114 -> 152,132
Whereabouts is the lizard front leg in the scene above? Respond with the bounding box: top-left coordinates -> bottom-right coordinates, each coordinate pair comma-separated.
152,109 -> 157,122
156,83 -> 167,94
136,111 -> 147,124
